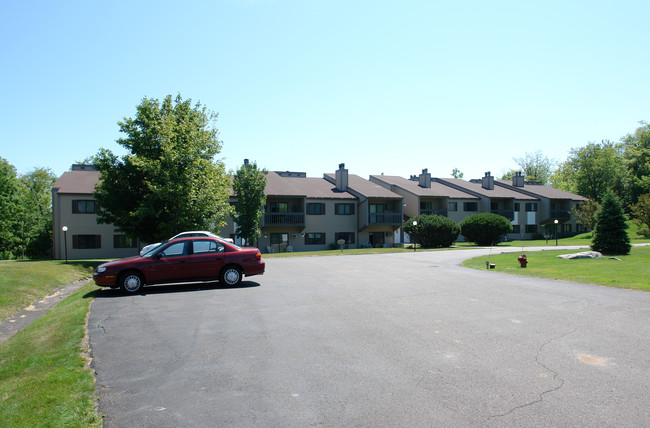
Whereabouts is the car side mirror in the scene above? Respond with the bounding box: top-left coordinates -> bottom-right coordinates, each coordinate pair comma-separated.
155,253 -> 163,260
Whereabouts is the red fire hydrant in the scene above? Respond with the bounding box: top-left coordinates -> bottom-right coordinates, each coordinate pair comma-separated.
518,254 -> 528,268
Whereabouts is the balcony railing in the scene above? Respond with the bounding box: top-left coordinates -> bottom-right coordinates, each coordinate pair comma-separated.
551,210 -> 571,220
369,212 -> 402,225
420,209 -> 448,217
264,212 -> 305,226
491,209 -> 515,220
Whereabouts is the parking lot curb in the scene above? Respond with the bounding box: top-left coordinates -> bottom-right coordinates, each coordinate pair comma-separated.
0,278 -> 92,346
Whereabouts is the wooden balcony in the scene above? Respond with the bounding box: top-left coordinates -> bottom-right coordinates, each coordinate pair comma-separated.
263,212 -> 305,226
368,212 -> 402,225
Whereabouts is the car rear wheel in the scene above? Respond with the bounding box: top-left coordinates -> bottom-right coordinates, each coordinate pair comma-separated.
220,266 -> 242,286
119,271 -> 144,293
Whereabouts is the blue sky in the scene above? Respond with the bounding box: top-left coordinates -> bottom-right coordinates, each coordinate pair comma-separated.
2,0 -> 648,181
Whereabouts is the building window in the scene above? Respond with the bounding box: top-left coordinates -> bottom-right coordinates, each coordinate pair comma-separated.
335,232 -> 355,245
512,225 -> 520,234
562,224 -> 572,233
448,202 -> 458,212
114,235 -> 137,249
525,203 -> 538,212
577,224 -> 585,232
525,225 -> 537,234
463,202 -> 478,212
491,202 -> 499,210
307,203 -> 325,215
73,234 -> 101,249
270,202 -> 288,213
514,203 -> 520,211
305,233 -> 325,245
335,203 -> 355,215
72,200 -> 96,214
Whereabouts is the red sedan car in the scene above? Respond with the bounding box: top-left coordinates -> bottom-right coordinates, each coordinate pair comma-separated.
93,237 -> 265,293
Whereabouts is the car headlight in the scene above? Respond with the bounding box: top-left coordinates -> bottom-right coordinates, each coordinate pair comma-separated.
96,266 -> 107,273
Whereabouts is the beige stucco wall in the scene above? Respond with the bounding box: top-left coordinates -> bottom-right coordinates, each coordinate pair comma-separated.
52,191 -> 139,260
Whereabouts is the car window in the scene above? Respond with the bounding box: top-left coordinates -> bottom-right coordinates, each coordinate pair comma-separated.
160,241 -> 187,257
192,240 -> 224,254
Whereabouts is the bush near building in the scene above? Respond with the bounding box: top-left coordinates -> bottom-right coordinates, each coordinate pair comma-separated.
403,214 -> 460,248
459,213 -> 513,246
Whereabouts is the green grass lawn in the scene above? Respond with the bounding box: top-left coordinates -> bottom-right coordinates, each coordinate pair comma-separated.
0,282 -> 102,427
462,245 -> 650,292
0,260 -> 101,321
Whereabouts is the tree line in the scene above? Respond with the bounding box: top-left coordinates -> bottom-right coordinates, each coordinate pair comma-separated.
495,122 -> 650,237
1,92 -> 648,259
0,160 -> 56,259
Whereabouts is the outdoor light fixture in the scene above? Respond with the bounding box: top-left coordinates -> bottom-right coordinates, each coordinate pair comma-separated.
412,220 -> 417,252
554,219 -> 559,246
62,226 -> 69,263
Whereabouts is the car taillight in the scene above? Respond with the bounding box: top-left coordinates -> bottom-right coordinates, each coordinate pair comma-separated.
255,252 -> 262,260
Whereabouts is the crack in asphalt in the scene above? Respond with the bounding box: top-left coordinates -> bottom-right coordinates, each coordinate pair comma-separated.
486,327 -> 577,422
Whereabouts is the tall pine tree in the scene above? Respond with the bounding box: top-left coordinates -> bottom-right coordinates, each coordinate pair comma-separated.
591,190 -> 631,255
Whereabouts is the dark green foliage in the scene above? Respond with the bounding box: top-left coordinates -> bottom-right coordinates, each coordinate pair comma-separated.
94,94 -> 233,244
0,158 -> 21,258
0,160 -> 55,259
622,122 -> 650,205
459,213 -> 513,246
591,191 -> 631,255
232,160 -> 267,245
402,214 -> 460,248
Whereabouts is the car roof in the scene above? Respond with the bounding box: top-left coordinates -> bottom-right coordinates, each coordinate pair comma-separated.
170,231 -> 217,238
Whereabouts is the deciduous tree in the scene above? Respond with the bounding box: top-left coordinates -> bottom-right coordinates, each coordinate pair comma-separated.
513,151 -> 556,185
94,94 -> 232,244
550,141 -> 626,203
571,198 -> 599,234
621,122 -> 650,205
232,160 -> 267,246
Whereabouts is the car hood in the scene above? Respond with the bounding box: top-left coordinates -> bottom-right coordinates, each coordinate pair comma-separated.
99,255 -> 144,268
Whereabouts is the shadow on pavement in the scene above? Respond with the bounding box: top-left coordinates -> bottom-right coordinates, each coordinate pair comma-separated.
85,280 -> 261,299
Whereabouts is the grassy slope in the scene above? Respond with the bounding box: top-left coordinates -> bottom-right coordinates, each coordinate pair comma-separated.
0,260 -> 101,321
0,282 -> 102,426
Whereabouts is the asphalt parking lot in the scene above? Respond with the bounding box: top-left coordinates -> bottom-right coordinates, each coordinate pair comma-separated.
88,248 -> 650,427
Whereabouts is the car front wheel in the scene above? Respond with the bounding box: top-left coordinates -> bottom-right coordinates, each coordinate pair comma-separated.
220,266 -> 242,287
119,272 -> 144,293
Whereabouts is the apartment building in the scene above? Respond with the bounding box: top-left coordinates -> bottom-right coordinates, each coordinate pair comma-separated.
51,164 -> 588,258
52,165 -> 139,260
494,171 -> 588,237
323,164 -> 403,248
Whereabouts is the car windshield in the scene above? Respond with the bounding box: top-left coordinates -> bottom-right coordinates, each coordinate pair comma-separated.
141,243 -> 163,257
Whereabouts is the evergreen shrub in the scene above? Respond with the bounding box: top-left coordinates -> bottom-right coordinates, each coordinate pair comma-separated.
459,213 -> 513,246
402,214 -> 460,248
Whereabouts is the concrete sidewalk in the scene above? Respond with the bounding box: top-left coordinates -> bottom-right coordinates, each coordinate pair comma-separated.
0,278 -> 92,345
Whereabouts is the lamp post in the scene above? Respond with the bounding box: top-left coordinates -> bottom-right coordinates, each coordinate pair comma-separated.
554,219 -> 558,246
412,220 -> 417,252
62,226 -> 68,263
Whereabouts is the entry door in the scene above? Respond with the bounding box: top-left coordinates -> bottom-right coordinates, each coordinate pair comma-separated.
369,232 -> 385,248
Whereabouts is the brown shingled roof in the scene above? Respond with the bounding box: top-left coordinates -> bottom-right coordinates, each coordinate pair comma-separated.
371,175 -> 479,199
495,180 -> 588,201
265,171 -> 355,199
436,178 -> 538,200
53,170 -> 100,194
323,173 -> 402,199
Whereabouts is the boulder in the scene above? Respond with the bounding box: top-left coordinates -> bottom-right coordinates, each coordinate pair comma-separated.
557,251 -> 603,260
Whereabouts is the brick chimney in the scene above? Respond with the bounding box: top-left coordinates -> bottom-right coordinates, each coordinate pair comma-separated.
482,171 -> 494,190
418,168 -> 432,188
513,171 -> 525,187
335,163 -> 348,191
